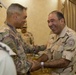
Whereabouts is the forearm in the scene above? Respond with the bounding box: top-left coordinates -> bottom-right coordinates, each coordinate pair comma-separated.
24,44 -> 34,53
32,45 -> 47,54
37,54 -> 48,62
38,45 -> 47,51
44,58 -> 70,68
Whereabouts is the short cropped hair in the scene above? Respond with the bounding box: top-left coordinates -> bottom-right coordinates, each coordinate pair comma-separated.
7,3 -> 27,17
49,10 -> 65,22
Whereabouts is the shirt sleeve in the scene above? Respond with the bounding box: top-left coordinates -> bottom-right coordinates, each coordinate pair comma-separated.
62,37 -> 76,61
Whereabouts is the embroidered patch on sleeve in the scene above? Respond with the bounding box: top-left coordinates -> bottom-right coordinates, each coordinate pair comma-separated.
67,39 -> 75,47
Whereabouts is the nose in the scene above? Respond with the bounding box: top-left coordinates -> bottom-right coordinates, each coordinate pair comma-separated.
24,20 -> 27,23
48,22 -> 52,27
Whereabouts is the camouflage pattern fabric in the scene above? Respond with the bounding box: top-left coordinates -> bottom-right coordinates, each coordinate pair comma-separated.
21,32 -> 34,46
46,26 -> 76,75
0,23 -> 32,75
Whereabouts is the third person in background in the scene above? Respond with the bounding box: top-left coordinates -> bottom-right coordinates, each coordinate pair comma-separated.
21,23 -> 34,46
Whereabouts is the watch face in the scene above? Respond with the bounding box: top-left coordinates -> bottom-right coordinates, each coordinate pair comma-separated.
41,62 -> 44,66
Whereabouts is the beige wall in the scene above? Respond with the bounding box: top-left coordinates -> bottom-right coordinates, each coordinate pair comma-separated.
0,6 -> 6,27
0,0 -> 59,45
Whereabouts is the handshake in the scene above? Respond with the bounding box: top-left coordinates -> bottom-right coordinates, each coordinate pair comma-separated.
29,60 -> 42,72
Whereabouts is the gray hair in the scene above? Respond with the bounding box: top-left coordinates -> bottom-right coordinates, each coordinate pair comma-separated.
7,3 -> 27,17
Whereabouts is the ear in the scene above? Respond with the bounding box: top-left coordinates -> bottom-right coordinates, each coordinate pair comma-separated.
60,18 -> 64,23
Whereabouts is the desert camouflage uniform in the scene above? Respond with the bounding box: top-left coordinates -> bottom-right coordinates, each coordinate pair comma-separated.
20,32 -> 34,54
0,23 -> 32,75
20,31 -> 46,54
46,25 -> 76,75
21,32 -> 34,46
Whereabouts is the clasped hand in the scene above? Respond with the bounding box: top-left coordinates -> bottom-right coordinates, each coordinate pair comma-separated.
29,60 -> 41,72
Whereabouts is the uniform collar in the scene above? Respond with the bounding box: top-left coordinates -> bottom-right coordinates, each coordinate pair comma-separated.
5,22 -> 17,33
57,25 -> 68,38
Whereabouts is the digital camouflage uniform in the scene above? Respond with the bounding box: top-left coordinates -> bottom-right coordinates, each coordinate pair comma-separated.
0,23 -> 32,75
46,25 -> 76,75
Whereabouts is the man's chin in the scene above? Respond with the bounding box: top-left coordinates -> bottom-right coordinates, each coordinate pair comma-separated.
52,31 -> 58,34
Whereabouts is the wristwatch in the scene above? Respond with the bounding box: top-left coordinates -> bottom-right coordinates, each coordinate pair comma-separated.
41,62 -> 44,67
40,62 -> 45,72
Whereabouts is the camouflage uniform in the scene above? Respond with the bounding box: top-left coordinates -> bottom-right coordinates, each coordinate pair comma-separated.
21,32 -> 34,46
20,31 -> 46,54
0,23 -> 32,75
46,25 -> 76,75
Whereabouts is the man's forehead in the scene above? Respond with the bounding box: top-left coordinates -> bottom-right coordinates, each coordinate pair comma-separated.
48,13 -> 58,20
